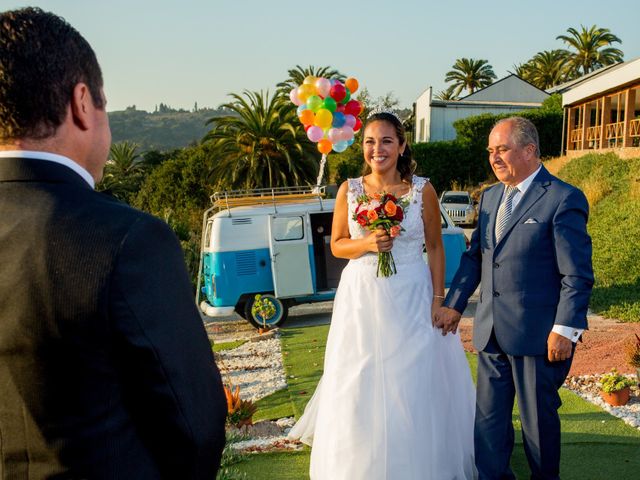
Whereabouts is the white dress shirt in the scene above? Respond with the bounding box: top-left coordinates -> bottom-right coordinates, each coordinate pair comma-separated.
501,165 -> 583,343
0,150 -> 95,188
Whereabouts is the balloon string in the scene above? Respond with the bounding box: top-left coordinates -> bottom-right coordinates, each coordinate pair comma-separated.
315,153 -> 328,190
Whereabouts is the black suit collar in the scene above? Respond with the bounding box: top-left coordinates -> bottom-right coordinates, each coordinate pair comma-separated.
0,157 -> 93,190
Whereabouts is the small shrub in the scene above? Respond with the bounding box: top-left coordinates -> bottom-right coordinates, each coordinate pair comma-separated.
581,176 -> 612,207
600,369 -> 635,393
625,334 -> 640,368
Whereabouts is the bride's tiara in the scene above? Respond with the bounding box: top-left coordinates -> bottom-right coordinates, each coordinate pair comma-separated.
367,106 -> 402,123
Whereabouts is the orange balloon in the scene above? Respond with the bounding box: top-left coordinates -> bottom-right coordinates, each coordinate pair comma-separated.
345,77 -> 359,94
299,109 -> 315,125
317,139 -> 333,154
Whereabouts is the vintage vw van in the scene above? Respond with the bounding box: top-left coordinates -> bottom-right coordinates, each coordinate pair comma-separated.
197,186 -> 467,328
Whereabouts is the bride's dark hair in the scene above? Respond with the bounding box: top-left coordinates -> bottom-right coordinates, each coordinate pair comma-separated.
362,112 -> 416,183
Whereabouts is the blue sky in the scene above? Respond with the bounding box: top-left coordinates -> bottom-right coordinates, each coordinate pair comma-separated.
6,1 -> 640,112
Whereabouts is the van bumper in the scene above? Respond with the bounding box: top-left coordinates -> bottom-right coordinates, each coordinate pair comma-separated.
200,302 -> 235,317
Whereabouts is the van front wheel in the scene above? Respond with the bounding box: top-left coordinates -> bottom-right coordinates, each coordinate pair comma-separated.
244,294 -> 289,329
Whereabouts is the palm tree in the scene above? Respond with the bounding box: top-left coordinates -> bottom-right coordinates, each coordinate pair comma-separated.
557,25 -> 623,76
522,50 -> 571,89
444,58 -> 497,97
204,90 -> 319,190
434,86 -> 459,101
276,65 -> 345,97
98,141 -> 147,202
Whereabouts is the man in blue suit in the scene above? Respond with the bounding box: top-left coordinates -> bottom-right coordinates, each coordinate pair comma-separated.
436,116 -> 593,479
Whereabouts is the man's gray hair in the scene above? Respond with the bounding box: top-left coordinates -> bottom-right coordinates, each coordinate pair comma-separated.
494,116 -> 540,157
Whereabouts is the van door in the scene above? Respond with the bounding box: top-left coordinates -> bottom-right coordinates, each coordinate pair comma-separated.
268,214 -> 314,298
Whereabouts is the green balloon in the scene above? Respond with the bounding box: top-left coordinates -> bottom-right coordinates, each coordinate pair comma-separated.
323,97 -> 337,112
341,88 -> 351,105
307,95 -> 322,112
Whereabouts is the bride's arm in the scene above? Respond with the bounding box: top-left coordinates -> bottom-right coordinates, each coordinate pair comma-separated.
330,181 -> 392,259
422,183 -> 446,303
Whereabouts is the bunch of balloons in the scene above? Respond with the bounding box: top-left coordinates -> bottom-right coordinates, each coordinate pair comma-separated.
290,76 -> 363,154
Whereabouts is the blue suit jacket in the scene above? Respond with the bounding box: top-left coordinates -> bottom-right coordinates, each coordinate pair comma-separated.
445,166 -> 594,356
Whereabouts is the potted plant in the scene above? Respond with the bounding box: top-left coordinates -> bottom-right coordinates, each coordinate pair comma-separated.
625,334 -> 640,383
224,384 -> 257,428
599,369 -> 635,406
251,294 -> 276,333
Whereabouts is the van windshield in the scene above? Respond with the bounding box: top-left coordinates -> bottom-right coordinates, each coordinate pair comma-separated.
442,195 -> 470,204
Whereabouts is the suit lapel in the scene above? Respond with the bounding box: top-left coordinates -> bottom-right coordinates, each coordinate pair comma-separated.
495,166 -> 552,247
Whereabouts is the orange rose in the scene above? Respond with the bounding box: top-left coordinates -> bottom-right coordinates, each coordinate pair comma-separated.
372,192 -> 382,201
390,225 -> 401,238
384,200 -> 397,217
367,209 -> 378,221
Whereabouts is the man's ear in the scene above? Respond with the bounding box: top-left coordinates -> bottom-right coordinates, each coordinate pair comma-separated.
70,83 -> 92,131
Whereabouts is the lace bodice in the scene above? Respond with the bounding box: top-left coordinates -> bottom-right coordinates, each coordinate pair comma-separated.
347,175 -> 428,266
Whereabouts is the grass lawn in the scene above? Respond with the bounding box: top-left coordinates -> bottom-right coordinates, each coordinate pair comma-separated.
212,339 -> 247,352
238,325 -> 640,478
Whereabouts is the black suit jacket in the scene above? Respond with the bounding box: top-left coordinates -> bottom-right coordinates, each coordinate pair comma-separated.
0,157 -> 227,479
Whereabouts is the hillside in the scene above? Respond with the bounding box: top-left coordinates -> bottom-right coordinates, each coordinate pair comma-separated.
108,107 -> 229,151
554,152 -> 640,322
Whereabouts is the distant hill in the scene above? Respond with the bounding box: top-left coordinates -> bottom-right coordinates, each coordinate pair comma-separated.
108,106 -> 230,151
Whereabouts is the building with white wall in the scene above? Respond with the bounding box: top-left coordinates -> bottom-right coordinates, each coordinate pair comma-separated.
414,75 -> 549,143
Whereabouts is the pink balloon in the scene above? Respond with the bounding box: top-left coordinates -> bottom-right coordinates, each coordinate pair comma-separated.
340,126 -> 354,142
289,88 -> 302,106
315,77 -> 331,98
344,114 -> 356,128
327,128 -> 341,144
307,126 -> 324,143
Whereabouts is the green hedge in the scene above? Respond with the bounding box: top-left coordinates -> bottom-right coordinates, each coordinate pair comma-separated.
412,140 -> 489,193
453,109 -> 563,159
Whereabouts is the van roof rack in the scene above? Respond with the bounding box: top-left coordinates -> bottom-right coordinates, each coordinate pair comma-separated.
211,185 -> 326,212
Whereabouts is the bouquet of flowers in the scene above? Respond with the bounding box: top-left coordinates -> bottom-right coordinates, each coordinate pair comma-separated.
353,191 -> 409,277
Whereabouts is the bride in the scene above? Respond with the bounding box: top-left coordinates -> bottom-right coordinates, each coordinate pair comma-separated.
289,109 -> 476,479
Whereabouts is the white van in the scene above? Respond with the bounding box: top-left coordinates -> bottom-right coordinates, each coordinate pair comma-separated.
197,186 -> 467,328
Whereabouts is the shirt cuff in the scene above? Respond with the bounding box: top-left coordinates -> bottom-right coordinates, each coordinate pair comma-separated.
552,325 -> 584,343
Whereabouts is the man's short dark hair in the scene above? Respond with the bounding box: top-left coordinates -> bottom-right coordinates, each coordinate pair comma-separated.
0,7 -> 104,141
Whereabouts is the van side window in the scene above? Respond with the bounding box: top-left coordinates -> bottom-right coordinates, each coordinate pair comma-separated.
204,221 -> 213,249
273,216 -> 304,241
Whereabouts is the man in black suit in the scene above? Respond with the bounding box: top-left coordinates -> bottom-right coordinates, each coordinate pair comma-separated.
0,7 -> 226,479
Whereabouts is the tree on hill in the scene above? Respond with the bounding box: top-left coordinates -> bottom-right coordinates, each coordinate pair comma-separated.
445,58 -> 497,97
557,25 -> 623,76
204,90 -> 319,189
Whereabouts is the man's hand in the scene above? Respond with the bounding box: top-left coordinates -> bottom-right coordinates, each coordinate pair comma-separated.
547,331 -> 573,362
434,306 -> 461,336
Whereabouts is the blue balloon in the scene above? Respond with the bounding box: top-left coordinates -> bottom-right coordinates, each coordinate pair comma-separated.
297,104 -> 308,116
333,140 -> 349,153
332,111 -> 346,128
347,138 -> 355,146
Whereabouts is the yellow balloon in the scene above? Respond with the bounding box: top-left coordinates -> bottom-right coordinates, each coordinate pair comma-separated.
297,84 -> 312,102
303,75 -> 317,85
314,108 -> 333,129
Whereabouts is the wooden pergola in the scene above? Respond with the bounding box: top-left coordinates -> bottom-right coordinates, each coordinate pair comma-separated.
561,59 -> 640,155
566,84 -> 640,151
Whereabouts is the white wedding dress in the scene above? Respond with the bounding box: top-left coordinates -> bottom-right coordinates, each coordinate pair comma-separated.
289,176 -> 476,479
